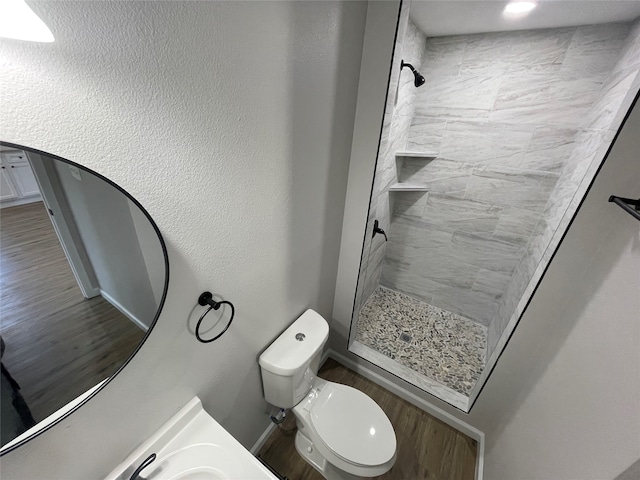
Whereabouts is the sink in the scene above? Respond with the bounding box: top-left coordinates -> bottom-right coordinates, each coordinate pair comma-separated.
105,397 -> 277,480
145,443 -> 271,479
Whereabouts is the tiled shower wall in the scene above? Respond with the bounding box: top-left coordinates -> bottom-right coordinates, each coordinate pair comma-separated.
354,12 -> 425,315
487,19 -> 640,357
379,22 -> 635,327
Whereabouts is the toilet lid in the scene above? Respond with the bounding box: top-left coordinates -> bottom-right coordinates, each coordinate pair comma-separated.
309,383 -> 396,466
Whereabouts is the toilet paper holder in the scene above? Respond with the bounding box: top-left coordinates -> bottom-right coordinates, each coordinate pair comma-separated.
195,291 -> 236,343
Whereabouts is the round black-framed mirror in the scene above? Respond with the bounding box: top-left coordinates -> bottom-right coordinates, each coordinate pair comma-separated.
0,142 -> 169,454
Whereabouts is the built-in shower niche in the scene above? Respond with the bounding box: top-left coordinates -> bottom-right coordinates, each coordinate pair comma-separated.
348,4 -> 640,412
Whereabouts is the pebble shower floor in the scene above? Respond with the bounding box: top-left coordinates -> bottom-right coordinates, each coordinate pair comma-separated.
355,287 -> 487,396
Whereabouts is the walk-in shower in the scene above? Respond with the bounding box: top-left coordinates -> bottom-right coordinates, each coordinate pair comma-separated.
348,1 -> 640,412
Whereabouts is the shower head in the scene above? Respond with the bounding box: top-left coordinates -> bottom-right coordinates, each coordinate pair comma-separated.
401,60 -> 425,87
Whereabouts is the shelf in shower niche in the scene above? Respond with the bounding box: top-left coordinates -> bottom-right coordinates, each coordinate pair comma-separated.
389,183 -> 429,192
395,150 -> 438,159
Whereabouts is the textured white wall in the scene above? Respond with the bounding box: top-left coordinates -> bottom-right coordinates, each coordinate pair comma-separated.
0,1 -> 367,478
475,97 -> 640,479
335,5 -> 640,478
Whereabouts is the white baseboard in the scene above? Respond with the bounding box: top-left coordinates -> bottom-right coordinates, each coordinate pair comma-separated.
326,349 -> 485,480
0,194 -> 42,209
250,420 -> 278,455
100,289 -> 149,332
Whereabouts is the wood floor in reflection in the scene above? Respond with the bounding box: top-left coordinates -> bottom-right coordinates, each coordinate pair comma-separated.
258,358 -> 477,480
0,202 -> 144,424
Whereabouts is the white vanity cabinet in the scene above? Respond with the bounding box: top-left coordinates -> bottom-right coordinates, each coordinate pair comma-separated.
0,150 -> 42,206
0,162 -> 19,200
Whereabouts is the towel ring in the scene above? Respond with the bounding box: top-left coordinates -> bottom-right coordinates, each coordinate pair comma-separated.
195,291 -> 235,343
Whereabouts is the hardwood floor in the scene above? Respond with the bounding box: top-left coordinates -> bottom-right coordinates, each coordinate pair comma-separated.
0,202 -> 145,426
258,358 -> 477,480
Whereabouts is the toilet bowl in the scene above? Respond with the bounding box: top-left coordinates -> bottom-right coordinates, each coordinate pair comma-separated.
259,309 -> 396,479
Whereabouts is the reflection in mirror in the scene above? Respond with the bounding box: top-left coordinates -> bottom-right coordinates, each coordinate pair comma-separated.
348,1 -> 640,411
0,144 -> 168,451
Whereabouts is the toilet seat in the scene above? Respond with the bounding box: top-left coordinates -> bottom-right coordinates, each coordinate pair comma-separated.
294,379 -> 396,477
310,383 -> 396,467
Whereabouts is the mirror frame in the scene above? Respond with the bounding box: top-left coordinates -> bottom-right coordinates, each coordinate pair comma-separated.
0,141 -> 170,454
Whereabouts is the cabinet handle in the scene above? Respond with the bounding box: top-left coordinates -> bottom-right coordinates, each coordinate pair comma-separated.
11,165 -> 15,168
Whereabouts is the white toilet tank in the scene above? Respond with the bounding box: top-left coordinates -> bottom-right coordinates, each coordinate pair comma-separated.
259,309 -> 329,409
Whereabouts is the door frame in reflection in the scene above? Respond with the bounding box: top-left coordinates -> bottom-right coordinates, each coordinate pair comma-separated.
29,151 -> 101,299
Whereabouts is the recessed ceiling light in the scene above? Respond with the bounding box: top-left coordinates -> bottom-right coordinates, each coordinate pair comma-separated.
0,0 -> 54,43
504,1 -> 538,15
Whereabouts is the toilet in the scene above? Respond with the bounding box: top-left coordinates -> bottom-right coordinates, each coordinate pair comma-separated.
259,309 -> 397,479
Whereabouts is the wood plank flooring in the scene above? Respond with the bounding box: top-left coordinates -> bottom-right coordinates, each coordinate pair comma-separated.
0,202 -> 145,427
258,358 -> 477,480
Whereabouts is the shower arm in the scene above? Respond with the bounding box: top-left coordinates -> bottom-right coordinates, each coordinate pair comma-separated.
400,60 -> 416,73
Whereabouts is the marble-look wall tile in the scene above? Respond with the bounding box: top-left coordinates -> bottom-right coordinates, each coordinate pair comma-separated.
618,18 -> 640,70
404,19 -> 427,66
363,236 -> 387,296
438,120 -> 532,165
541,128 -> 616,234
494,205 -> 541,239
472,269 -> 512,300
395,20 -> 427,121
377,111 -> 393,153
420,193 -> 503,235
489,74 -> 602,127
518,126 -> 578,172
385,3 -> 410,114
502,28 -> 574,70
560,22 -> 630,77
378,115 -> 412,193
408,252 -> 481,290
610,69 -> 640,129
458,32 -> 511,76
563,129 -> 614,185
421,36 -> 466,76
392,190 -> 429,217
582,66 -> 639,131
387,214 -> 453,250
381,263 -> 498,326
398,158 -> 472,197
450,230 -> 524,274
465,166 -> 559,213
491,229 -> 530,250
413,73 -> 501,118
527,218 -> 554,265
430,288 -> 498,327
406,117 -> 446,152
380,263 -> 432,301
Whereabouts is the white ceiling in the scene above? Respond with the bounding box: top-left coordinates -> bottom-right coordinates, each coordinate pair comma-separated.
410,0 -> 640,37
